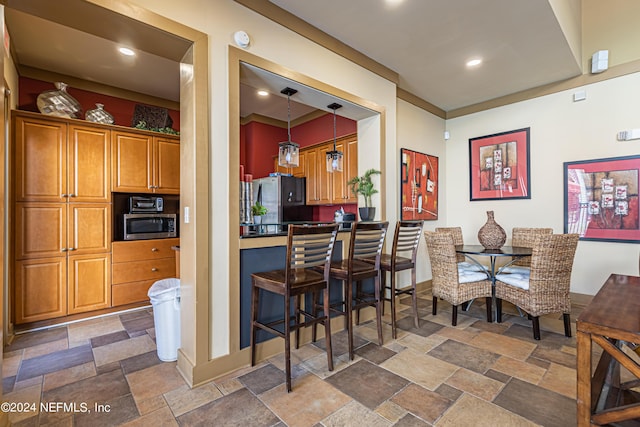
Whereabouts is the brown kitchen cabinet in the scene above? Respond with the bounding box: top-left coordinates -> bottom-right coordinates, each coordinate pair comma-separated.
14,253 -> 112,323
67,253 -> 111,314
12,112 -> 113,324
111,238 -> 179,306
14,257 -> 67,324
305,135 -> 358,205
13,202 -> 112,323
112,130 -> 180,194
15,203 -> 111,259
14,113 -> 111,203
305,149 -> 319,204
331,136 -> 358,204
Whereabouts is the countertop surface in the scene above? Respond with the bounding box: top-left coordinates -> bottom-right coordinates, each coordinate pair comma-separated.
240,222 -> 351,238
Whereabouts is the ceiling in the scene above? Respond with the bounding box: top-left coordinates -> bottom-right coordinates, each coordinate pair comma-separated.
4,0 -> 583,120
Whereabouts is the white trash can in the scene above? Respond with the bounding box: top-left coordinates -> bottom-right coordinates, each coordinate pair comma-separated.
148,278 -> 180,362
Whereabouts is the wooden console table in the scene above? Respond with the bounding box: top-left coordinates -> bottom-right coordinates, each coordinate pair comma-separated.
576,274 -> 640,426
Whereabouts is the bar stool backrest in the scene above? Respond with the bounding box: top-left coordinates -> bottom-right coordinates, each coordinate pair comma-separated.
391,220 -> 424,266
350,221 -> 389,270
287,224 -> 339,283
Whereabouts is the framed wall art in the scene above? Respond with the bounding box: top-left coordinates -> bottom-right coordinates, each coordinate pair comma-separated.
469,127 -> 530,201
564,155 -> 639,243
400,148 -> 438,220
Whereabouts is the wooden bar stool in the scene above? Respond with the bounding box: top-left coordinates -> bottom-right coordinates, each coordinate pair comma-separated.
365,220 -> 424,339
250,224 -> 339,392
315,221 -> 388,360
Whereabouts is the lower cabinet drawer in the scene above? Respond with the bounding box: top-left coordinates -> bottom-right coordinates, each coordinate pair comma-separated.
112,258 -> 176,285
112,279 -> 156,306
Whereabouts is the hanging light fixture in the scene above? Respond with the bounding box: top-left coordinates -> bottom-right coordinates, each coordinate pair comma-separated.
326,102 -> 343,173
277,87 -> 300,168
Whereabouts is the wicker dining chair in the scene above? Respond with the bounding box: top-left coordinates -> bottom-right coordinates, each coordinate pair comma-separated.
510,227 -> 553,268
250,224 -> 339,392
495,233 -> 579,340
424,231 -> 493,326
436,226 -> 488,273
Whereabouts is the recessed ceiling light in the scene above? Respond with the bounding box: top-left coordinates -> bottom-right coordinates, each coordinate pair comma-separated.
257,90 -> 269,97
466,58 -> 482,67
385,0 -> 404,6
118,47 -> 135,57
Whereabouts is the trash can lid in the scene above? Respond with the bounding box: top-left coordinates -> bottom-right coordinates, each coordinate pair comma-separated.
148,278 -> 180,298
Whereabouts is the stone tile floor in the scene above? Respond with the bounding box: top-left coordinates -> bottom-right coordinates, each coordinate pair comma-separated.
0,292 -> 613,426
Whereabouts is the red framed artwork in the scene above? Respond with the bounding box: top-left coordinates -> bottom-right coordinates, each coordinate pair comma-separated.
400,148 -> 438,220
564,155 -> 639,243
469,128 -> 530,201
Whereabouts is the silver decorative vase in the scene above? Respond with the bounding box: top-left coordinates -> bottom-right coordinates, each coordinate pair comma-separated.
36,82 -> 83,119
85,103 -> 115,124
477,210 -> 506,249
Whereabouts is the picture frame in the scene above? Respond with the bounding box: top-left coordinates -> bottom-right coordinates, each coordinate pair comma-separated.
564,155 -> 639,243
469,127 -> 530,201
400,148 -> 438,220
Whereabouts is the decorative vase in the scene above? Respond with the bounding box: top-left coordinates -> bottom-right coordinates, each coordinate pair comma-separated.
85,103 -> 115,124
36,82 -> 83,119
477,211 -> 506,249
359,207 -> 376,222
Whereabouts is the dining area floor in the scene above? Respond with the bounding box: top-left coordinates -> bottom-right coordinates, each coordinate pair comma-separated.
2,288 -> 599,426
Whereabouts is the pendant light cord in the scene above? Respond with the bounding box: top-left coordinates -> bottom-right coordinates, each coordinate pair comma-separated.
333,108 -> 337,151
287,94 -> 292,143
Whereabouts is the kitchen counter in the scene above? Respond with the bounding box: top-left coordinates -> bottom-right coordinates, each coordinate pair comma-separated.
237,226 -> 375,349
240,222 -> 351,239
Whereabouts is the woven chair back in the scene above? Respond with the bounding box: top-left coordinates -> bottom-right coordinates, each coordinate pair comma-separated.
436,227 -> 465,263
511,227 -> 553,267
424,231 -> 459,288
528,233 -> 579,291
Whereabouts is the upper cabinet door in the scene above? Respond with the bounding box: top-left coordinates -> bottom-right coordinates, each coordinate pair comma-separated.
15,116 -> 67,202
69,125 -> 111,202
155,137 -> 180,194
305,149 -> 318,204
344,138 -> 358,204
112,131 -> 153,193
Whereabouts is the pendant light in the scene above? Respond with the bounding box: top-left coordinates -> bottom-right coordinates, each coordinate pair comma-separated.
326,102 -> 343,173
277,87 -> 300,168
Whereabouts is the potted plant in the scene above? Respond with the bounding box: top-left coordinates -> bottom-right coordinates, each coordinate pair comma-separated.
347,168 -> 381,221
251,202 -> 268,224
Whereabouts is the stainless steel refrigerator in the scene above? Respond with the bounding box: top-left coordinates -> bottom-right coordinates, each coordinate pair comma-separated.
252,176 -> 312,233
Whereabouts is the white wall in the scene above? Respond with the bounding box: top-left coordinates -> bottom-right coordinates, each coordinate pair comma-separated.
396,99 -> 446,282
446,72 -> 640,295
129,0 -> 397,357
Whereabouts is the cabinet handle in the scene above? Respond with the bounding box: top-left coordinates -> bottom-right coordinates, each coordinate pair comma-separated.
151,267 -> 158,272
61,248 -> 68,252
68,247 -> 76,251
151,248 -> 158,252
61,194 -> 68,197
69,193 -> 76,198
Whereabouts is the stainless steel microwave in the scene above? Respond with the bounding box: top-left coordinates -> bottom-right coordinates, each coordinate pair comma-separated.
123,213 -> 177,240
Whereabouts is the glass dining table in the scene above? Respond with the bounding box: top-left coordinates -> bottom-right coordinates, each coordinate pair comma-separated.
454,245 -> 533,321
